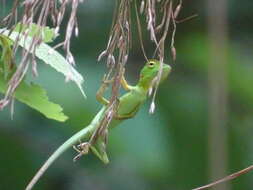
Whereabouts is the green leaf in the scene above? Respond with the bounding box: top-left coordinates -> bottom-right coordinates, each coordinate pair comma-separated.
0,28 -> 86,98
0,72 -> 68,122
14,23 -> 57,43
0,34 -> 14,78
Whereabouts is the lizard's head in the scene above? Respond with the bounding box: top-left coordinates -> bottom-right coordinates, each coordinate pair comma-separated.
138,59 -> 171,90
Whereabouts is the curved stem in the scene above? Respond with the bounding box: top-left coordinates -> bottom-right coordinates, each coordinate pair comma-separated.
25,107 -> 106,190
192,165 -> 253,190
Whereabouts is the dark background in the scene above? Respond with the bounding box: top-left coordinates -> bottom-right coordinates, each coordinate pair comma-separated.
0,1 -> 253,190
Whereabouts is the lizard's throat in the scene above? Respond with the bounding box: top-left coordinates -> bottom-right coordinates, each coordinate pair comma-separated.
137,77 -> 157,92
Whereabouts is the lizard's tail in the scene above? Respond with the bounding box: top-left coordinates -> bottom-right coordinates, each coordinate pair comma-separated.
25,107 -> 106,190
25,126 -> 91,190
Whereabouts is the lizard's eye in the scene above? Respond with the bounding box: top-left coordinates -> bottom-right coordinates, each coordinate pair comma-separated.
148,61 -> 155,67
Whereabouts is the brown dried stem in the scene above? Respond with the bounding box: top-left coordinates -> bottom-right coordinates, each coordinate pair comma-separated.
0,0 -> 84,110
138,0 -> 182,113
91,0 -> 185,153
192,165 -> 253,190
95,0 -> 132,148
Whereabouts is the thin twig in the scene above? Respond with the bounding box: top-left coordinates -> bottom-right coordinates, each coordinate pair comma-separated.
192,165 -> 253,190
134,0 -> 148,62
176,14 -> 198,24
0,0 -> 84,110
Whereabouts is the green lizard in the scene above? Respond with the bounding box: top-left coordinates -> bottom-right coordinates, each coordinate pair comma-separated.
25,59 -> 171,190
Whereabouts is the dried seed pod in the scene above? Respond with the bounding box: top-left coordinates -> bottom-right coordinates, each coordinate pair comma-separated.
174,4 -> 182,19
125,21 -> 129,31
75,25 -> 79,37
118,36 -> 123,48
97,50 -> 107,62
148,87 -> 153,97
107,54 -> 115,67
149,101 -> 156,114
124,54 -> 128,64
67,53 -> 75,65
171,46 -> 177,61
140,0 -> 145,14
55,26 -> 60,36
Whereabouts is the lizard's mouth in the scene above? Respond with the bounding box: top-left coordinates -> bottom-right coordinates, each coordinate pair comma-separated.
148,63 -> 171,97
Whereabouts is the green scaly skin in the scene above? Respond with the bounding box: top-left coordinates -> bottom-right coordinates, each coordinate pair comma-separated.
25,60 -> 171,190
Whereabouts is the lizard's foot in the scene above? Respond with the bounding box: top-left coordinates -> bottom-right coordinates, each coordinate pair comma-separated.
73,142 -> 91,162
102,74 -> 114,85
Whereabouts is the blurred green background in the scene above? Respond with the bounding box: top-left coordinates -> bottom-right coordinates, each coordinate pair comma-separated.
0,1 -> 253,190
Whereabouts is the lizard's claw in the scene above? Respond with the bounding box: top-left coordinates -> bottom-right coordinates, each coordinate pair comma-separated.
73,142 -> 91,162
102,74 -> 114,85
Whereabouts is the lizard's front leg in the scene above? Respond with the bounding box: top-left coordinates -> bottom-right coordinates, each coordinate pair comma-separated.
120,69 -> 134,91
96,76 -> 113,105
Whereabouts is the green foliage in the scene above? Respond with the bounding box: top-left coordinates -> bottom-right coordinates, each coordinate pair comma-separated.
0,27 -> 85,98
0,72 -> 68,121
0,23 -> 86,121
14,22 -> 57,43
0,34 -> 14,78
1,1 -> 253,190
